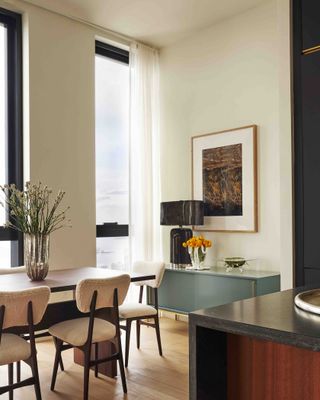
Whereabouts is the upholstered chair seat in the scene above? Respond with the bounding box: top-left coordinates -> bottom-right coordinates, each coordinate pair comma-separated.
119,303 -> 157,319
0,334 -> 31,365
49,317 -> 116,347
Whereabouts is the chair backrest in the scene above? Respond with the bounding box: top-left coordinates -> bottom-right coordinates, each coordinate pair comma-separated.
133,261 -> 165,288
0,266 -> 26,275
0,286 -> 50,329
76,274 -> 131,313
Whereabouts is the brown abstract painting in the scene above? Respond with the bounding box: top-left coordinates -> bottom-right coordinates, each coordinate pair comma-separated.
202,144 -> 243,216
193,125 -> 257,231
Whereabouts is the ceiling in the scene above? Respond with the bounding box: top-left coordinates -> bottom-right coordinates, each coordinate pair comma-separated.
25,0 -> 267,48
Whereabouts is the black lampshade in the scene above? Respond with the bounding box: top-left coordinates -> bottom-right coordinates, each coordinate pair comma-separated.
160,200 -> 204,227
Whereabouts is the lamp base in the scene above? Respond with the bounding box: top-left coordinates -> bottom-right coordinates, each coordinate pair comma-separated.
170,228 -> 192,265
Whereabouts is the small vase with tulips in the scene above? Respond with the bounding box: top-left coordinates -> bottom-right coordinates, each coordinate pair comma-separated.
182,236 -> 212,270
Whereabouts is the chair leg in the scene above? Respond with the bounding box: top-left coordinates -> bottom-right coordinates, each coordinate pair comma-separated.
8,363 -> 13,400
59,356 -> 64,372
52,337 -> 64,372
94,343 -> 99,378
83,347 -> 91,400
155,315 -> 163,356
16,361 -> 21,383
125,320 -> 132,368
136,320 -> 141,349
51,339 -> 63,391
30,353 -> 42,400
117,336 -> 127,393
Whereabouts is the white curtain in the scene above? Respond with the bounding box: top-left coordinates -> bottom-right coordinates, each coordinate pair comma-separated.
129,43 -> 161,265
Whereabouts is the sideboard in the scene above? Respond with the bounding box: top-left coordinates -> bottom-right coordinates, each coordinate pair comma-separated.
158,267 -> 280,314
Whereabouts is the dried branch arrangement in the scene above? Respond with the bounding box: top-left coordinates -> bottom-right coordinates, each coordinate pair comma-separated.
0,182 -> 71,234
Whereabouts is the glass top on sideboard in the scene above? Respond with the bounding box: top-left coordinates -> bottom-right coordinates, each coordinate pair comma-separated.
165,264 -> 280,280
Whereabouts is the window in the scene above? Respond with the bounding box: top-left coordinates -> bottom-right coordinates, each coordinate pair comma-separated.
95,41 -> 130,270
0,8 -> 23,267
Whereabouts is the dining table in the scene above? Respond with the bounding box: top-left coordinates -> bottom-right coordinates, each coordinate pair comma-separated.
0,266 -> 156,378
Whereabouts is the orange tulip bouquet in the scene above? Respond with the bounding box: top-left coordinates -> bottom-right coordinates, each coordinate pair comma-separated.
182,236 -> 212,270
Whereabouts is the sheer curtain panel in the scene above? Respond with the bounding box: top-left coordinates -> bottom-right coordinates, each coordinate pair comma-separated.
129,43 -> 161,264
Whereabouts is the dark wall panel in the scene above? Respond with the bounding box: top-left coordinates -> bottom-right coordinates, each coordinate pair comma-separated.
293,0 -> 320,285
304,269 -> 320,286
301,52 -> 320,269
301,2 -> 320,50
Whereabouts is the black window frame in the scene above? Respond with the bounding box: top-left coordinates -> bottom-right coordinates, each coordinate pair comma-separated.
95,41 -> 129,64
95,41 -> 129,239
0,8 -> 23,265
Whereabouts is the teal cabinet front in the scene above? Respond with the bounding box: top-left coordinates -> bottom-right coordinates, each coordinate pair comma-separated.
158,268 -> 280,314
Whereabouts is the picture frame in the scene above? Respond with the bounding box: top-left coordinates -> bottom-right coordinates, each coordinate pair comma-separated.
192,125 -> 257,232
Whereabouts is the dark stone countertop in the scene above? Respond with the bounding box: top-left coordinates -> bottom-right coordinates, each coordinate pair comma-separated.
189,286 -> 320,351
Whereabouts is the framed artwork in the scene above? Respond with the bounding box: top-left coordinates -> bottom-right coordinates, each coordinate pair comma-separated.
192,125 -> 257,232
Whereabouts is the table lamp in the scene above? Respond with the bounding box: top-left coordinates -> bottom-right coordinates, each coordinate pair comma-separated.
160,200 -> 204,267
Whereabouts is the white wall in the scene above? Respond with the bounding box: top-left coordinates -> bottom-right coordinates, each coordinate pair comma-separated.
0,0 -> 292,284
159,0 -> 292,287
27,5 -> 96,269
0,0 -> 129,270
276,0 -> 292,289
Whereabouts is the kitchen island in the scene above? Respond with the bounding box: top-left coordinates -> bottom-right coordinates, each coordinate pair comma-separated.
189,286 -> 320,400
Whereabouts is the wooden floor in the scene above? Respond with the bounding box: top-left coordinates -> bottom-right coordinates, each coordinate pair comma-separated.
0,318 -> 188,400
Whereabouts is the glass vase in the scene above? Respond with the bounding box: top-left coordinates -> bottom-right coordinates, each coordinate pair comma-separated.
24,233 -> 50,281
188,246 -> 207,270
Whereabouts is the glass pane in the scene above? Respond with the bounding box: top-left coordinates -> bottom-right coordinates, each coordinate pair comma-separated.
0,24 -> 7,226
0,241 -> 11,267
96,237 -> 129,269
95,55 -> 129,225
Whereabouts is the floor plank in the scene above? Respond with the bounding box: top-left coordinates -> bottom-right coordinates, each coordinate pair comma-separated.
0,318 -> 188,399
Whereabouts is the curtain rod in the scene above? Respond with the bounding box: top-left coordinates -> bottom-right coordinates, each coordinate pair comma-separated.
1,0 -> 158,50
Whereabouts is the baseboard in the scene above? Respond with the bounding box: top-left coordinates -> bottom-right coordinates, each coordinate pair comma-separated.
160,310 -> 188,323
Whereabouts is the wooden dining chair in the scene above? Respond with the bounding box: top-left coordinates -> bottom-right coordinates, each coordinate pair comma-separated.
0,286 -> 50,400
0,267 -> 64,379
48,274 -> 131,400
119,261 -> 165,367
